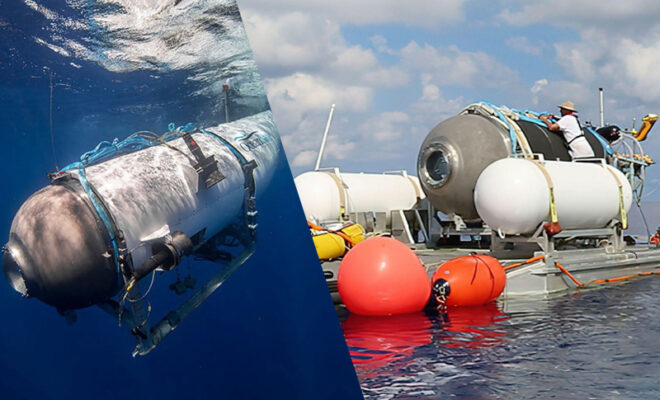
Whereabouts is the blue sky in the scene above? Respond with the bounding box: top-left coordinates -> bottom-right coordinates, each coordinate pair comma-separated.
239,0 -> 660,197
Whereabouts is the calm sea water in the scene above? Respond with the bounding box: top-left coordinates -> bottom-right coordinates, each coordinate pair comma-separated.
342,276 -> 660,399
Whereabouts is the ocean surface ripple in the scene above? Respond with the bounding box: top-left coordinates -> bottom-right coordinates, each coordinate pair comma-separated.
342,277 -> 660,399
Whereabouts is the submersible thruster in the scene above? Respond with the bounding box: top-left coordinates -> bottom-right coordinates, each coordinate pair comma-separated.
2,111 -> 279,354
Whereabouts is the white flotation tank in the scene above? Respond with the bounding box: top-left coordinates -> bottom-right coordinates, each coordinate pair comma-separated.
294,170 -> 424,223
474,158 -> 632,235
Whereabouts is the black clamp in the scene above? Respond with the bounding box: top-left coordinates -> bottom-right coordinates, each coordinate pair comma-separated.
181,132 -> 225,189
241,160 -> 258,238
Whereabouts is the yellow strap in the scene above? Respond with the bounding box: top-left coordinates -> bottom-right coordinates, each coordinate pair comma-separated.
604,166 -> 628,229
324,172 -> 347,219
531,161 -> 558,223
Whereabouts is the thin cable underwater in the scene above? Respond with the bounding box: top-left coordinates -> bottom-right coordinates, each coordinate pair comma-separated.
49,73 -> 59,172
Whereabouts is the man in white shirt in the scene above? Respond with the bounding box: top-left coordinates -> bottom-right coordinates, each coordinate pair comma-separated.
539,101 -> 595,159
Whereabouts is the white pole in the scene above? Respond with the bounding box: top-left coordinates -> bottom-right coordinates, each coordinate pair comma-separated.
223,79 -> 230,122
314,104 -> 336,171
599,87 -> 604,127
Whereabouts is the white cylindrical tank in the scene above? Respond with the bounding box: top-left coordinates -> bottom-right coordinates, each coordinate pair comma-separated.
294,171 -> 424,223
474,158 -> 632,235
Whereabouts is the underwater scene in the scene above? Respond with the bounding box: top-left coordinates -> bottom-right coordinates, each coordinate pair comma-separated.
0,1 -> 362,399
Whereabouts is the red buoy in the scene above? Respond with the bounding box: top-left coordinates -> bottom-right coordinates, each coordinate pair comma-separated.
431,254 -> 505,306
338,237 -> 430,316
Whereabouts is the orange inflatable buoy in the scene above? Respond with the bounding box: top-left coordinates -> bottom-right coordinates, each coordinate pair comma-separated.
338,237 -> 431,316
431,254 -> 505,307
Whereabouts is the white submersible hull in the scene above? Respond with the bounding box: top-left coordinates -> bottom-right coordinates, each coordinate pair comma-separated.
2,111 -> 280,354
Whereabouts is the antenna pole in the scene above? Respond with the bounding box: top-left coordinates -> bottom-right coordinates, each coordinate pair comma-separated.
314,104 -> 335,171
49,73 -> 59,172
223,79 -> 230,123
599,87 -> 604,127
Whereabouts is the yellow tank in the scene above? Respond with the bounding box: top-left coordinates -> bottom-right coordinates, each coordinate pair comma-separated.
312,232 -> 346,260
340,223 -> 365,245
310,223 -> 365,260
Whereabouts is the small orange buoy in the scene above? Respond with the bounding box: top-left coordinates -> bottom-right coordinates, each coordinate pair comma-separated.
431,254 -> 505,307
338,237 -> 431,316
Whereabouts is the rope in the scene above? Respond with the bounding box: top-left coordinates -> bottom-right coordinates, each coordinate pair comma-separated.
465,102 -> 534,157
591,270 -> 660,284
49,73 -> 59,171
58,121 -> 255,291
554,261 -> 660,287
63,162 -> 122,286
503,254 -> 546,271
308,220 -> 356,246
554,262 -> 584,287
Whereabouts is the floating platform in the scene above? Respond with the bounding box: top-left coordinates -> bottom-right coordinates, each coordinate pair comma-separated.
324,243 -> 660,304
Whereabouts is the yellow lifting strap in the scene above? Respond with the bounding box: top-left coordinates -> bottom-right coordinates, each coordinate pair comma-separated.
324,171 -> 348,219
531,161 -> 559,223
604,166 -> 628,229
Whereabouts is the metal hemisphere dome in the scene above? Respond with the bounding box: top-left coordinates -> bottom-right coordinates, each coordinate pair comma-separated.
2,183 -> 121,310
417,114 -> 511,220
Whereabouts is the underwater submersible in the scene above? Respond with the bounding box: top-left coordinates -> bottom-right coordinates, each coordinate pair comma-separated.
2,111 -> 279,354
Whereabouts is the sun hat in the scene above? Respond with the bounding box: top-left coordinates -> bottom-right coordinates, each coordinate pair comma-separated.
558,101 -> 577,112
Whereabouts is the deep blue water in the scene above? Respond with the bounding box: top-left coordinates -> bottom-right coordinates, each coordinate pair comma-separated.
0,2 -> 362,399
342,276 -> 660,399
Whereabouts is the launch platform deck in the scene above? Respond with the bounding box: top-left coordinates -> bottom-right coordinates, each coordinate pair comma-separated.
324,244 -> 660,304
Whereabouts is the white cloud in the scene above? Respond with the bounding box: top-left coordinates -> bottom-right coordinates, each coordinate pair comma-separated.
326,45 -> 410,87
497,0 -> 660,29
264,73 -> 372,168
497,1 -> 660,128
360,111 -> 410,143
264,73 -> 372,122
291,150 -> 318,167
243,11 -> 410,87
530,78 -> 548,94
528,79 -> 595,121
400,41 -> 519,88
550,32 -> 660,105
240,0 -> 468,28
530,78 -> 548,105
369,34 -> 398,57
505,36 -> 542,56
243,11 -> 344,74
